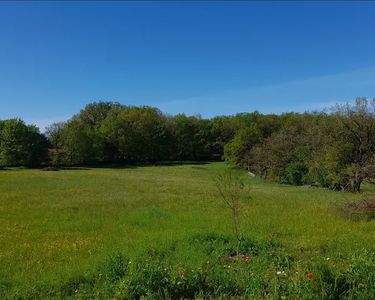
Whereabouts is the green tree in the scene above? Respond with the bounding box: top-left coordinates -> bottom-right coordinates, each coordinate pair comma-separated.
45,122 -> 65,149
26,125 -> 49,167
77,101 -> 121,128
100,106 -> 173,163
315,98 -> 375,192
173,114 -> 209,161
208,116 -> 239,158
0,119 -> 47,167
224,125 -> 261,168
248,124 -> 312,184
60,120 -> 97,165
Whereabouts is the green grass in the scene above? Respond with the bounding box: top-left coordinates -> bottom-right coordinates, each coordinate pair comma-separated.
1,162 -> 375,299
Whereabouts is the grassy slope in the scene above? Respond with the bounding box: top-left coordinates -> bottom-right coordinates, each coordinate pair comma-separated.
0,162 -> 374,296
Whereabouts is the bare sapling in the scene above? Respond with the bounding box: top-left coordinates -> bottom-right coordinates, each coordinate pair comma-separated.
214,169 -> 250,257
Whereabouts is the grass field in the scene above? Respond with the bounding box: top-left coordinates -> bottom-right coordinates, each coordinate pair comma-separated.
1,162 -> 375,299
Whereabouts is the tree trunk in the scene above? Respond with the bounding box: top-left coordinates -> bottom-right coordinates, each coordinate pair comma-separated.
352,174 -> 362,193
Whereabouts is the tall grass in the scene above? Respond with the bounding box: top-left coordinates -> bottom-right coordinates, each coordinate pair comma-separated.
0,163 -> 375,298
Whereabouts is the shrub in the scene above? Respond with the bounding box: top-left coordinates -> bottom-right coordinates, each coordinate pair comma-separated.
286,162 -> 308,186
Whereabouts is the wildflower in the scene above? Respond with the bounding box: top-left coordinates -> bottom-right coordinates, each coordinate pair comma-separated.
307,273 -> 314,280
276,271 -> 286,276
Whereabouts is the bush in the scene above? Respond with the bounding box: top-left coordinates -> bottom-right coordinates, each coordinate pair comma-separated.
286,162 -> 308,185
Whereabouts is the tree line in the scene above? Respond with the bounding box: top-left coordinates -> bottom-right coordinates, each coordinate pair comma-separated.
1,98 -> 375,192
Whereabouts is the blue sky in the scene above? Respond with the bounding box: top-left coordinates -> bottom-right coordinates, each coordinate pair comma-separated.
1,1 -> 375,130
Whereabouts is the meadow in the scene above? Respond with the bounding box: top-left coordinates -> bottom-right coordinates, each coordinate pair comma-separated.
1,162 -> 375,299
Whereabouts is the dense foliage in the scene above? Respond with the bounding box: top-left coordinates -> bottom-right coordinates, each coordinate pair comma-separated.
0,119 -> 48,167
225,98 -> 375,192
2,97 -> 375,191
45,102 -> 238,166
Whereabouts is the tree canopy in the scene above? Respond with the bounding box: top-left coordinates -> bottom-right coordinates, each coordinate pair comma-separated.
2,98 -> 375,192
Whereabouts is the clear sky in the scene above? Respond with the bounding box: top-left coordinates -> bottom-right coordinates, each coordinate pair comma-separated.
1,1 -> 375,130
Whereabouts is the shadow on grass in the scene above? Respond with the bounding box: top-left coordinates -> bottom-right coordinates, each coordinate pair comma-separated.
42,161 -> 214,171
0,161 -> 217,172
0,166 -> 31,171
